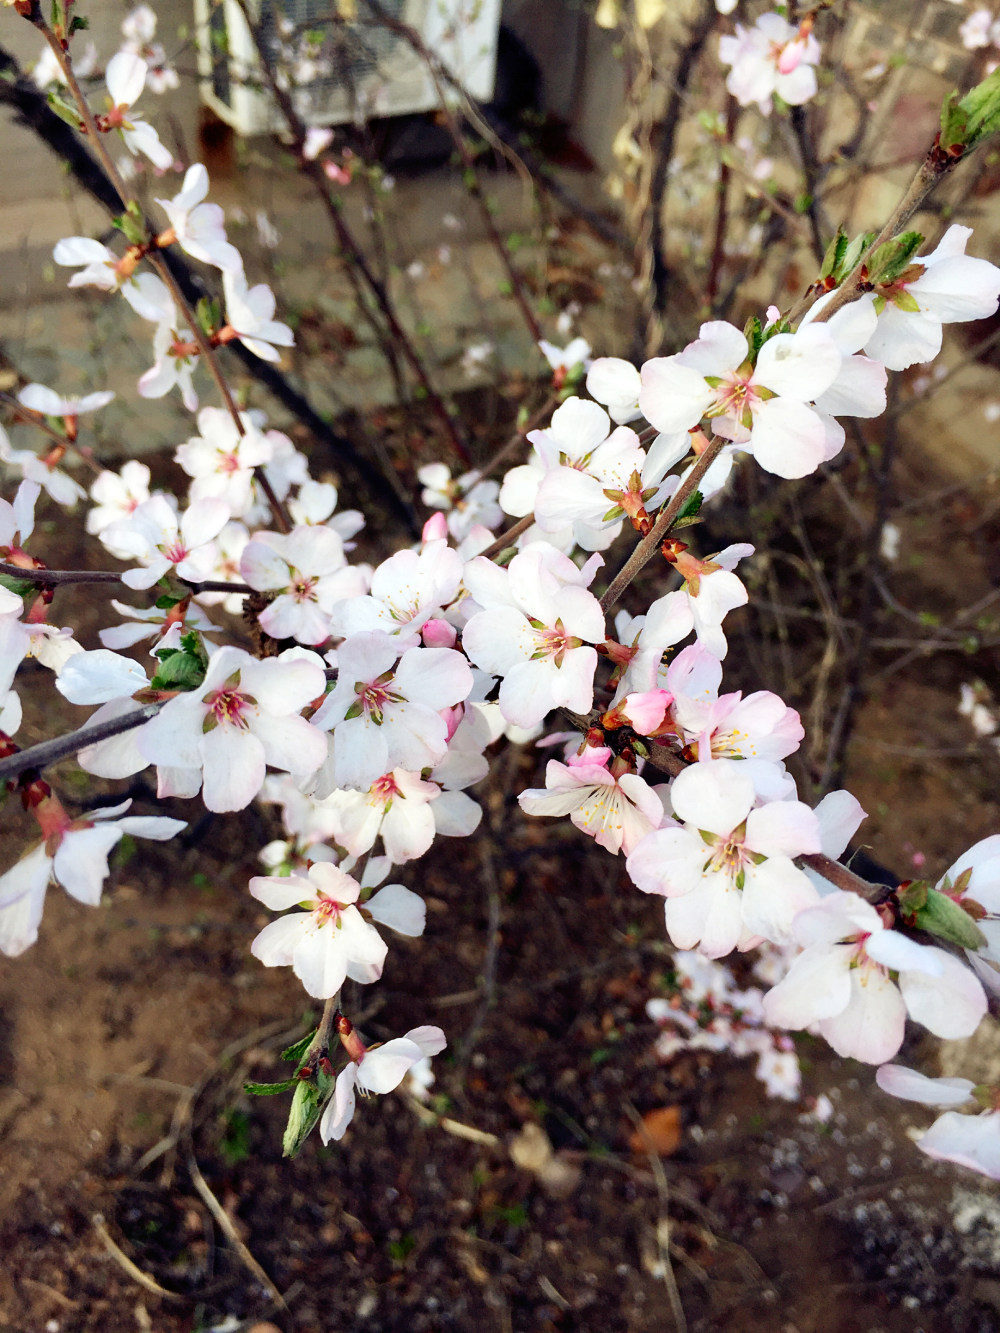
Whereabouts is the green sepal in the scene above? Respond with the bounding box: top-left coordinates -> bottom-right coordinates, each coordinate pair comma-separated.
891,288 -> 922,313
244,1077 -> 299,1096
866,231 -> 924,285
940,91 -> 969,153
196,296 -> 221,337
914,887 -> 989,951
154,592 -> 185,610
282,1066 -> 334,1157
69,15 -> 90,34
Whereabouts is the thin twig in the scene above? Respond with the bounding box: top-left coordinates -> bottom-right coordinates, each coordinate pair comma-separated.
623,1101 -> 687,1333
0,703 -> 162,783
186,1150 -> 286,1308
91,1215 -> 185,1302
0,561 -> 252,594
479,514 -> 534,561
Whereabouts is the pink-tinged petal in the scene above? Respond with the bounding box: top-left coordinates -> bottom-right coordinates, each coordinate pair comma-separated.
775,63 -> 817,106
745,801 -> 821,858
18,384 -> 64,415
54,236 -> 113,266
819,968 -> 906,1063
366,884 -> 426,936
751,398 -> 828,478
250,912 -> 313,966
356,1038 -> 425,1094
53,825 -> 122,905
865,929 -> 942,975
911,254 -> 1000,323
899,948 -> 987,1039
813,790 -> 867,859
639,358 -> 714,433
308,862 -> 362,905
679,321 -> 749,374
106,50 -> 147,105
379,802 -> 436,863
432,790 -> 482,838
249,873 -> 316,912
813,354 -> 887,419
0,844 -> 51,910
123,121 -> 174,170
240,539 -> 290,591
664,875 -> 742,957
404,1025 -> 447,1058
55,649 -> 149,704
627,826 -> 710,898
333,717 -> 389,791
291,924 -> 352,999
762,944 -> 853,1028
863,304 -> 942,372
200,725 -> 266,811
742,857 -> 819,944
181,497 -> 230,548
242,653 -> 326,714
0,856 -> 50,956
138,696 -> 206,770
875,1064 -> 975,1107
114,815 -> 187,840
544,397 -> 612,457
754,326 -> 841,401
669,759 -> 753,835
250,713 -> 327,778
394,647 -> 472,710
320,1065 -> 359,1142
917,1110 -> 1000,1179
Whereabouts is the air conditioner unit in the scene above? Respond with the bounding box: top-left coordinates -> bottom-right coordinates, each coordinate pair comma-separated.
193,0 -> 502,135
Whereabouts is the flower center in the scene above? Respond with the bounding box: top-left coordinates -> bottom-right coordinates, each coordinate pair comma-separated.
205,687 -> 253,730
530,617 -> 580,667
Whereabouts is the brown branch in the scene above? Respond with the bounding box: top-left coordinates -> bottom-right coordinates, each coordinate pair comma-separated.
0,561 -> 252,594
479,514 -> 533,561
599,438 -> 725,611
0,702 -> 163,784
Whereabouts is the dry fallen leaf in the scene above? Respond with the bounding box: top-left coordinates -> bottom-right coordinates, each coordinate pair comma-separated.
628,1105 -> 682,1157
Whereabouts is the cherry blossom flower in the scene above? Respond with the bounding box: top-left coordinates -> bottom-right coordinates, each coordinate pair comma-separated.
137,316 -> 201,411
675,684 -> 804,763
101,494 -> 230,588
320,1024 -> 447,1143
18,383 -> 115,424
417,464 -> 503,540
538,336 -> 592,384
640,322 -> 842,479
103,52 -> 174,169
518,749 -> 666,855
155,164 -> 242,273
137,645 -> 328,810
53,237 -> 127,292
861,226 -> 1000,372
174,407 -> 273,517
627,759 -> 822,957
249,862 -> 424,998
761,891 -> 988,1063
221,269 -> 295,362
86,461 -> 152,536
934,834 -> 1000,992
333,529 -> 461,640
332,768 -> 482,864
462,542 -> 605,729
0,799 -> 185,957
121,3 -> 179,92
0,426 -> 86,507
97,596 -> 218,650
0,479 -> 39,552
311,632 -> 473,791
719,13 -> 821,116
665,541 -> 754,660
240,525 -> 367,644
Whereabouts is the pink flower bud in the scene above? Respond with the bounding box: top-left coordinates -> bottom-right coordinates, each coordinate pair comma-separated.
421,511 -> 448,543
421,617 -> 457,649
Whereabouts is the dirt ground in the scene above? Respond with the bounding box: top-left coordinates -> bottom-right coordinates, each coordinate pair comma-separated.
3,366 -> 1000,1333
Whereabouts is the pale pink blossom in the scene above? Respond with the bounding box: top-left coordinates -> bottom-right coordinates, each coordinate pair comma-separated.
333,533 -> 462,639
137,645 -> 327,810
102,494 -> 230,588
462,542 -> 605,728
104,52 -> 174,169
915,1110 -> 1000,1180
518,754 -> 665,855
627,759 -> 821,957
719,13 -> 821,116
155,164 -> 242,273
222,269 -> 295,362
319,1025 -> 447,1142
761,891 -> 988,1062
86,461 -> 152,536
586,357 -> 642,424
240,525 -> 366,644
175,407 -> 273,516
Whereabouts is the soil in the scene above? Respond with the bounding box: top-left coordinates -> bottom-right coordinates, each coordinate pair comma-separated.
3,390 -> 1000,1333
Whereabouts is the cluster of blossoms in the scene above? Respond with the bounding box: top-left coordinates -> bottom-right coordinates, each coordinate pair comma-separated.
4,9 -> 1000,1175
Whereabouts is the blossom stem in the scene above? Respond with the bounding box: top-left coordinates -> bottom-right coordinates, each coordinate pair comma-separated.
0,561 -> 253,594
0,393 -> 103,476
26,12 -> 293,536
599,436 -> 726,611
303,991 -> 342,1069
0,702 -> 163,784
479,514 -> 534,561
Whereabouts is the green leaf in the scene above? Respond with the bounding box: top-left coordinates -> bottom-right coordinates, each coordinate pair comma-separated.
155,593 -> 185,610
244,1078 -> 299,1096
46,92 -> 83,129
69,15 -> 90,33
820,227 -> 848,281
867,231 -> 924,284
915,888 -> 989,951
281,1029 -> 317,1063
955,66 -> 1000,148
674,490 -> 703,524
149,650 -> 206,691
282,1067 -> 333,1157
118,201 -> 146,246
0,575 -> 35,598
